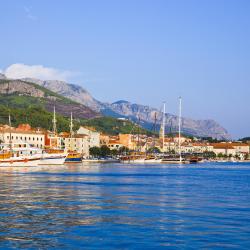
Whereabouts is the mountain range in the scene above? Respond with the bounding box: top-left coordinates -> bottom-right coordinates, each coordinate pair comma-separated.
0,73 -> 231,139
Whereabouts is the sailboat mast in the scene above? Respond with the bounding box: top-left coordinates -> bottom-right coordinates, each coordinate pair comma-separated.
162,102 -> 166,151
178,97 -> 182,163
52,106 -> 57,136
69,112 -> 74,151
137,116 -> 141,152
70,112 -> 74,138
8,114 -> 12,150
153,112 -> 157,148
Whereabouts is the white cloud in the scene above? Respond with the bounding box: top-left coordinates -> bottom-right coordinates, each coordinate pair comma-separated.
3,64 -> 74,81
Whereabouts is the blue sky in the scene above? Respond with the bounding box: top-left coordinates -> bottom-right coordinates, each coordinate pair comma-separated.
0,0 -> 250,138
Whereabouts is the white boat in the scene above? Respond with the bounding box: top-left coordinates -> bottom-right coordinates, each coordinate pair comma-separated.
121,156 -> 162,164
144,158 -> 162,163
39,152 -> 66,165
0,142 -> 42,167
120,156 -> 145,164
161,158 -> 190,164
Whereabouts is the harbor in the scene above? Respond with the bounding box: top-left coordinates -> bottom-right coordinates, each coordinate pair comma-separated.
0,162 -> 250,249
1,99 -> 249,168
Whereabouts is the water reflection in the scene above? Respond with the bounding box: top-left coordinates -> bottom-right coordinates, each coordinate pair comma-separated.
0,163 -> 250,249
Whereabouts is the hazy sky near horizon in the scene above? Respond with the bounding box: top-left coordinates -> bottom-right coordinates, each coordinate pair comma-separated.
0,0 -> 250,138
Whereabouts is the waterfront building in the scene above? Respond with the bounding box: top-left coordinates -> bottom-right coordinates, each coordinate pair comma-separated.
107,140 -> 123,150
162,138 -> 176,152
190,143 -> 214,153
62,133 -> 89,157
100,133 -> 111,146
77,126 -> 100,148
119,134 -> 135,150
45,132 -> 64,149
0,124 -> 45,148
210,142 -> 249,157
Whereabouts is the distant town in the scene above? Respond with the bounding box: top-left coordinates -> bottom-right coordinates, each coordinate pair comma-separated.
1,120 -> 249,162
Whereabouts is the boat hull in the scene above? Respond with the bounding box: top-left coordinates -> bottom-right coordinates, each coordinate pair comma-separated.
161,159 -> 190,164
0,159 -> 40,167
122,159 -> 162,164
39,156 -> 65,165
65,158 -> 82,163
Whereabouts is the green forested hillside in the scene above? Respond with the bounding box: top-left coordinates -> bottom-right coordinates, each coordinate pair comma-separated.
0,94 -> 151,135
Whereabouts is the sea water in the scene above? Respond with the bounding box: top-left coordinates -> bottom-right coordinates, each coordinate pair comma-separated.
0,162 -> 249,249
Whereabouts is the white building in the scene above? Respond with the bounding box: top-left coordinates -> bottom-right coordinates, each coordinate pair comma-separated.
0,126 -> 45,148
77,127 -> 100,148
64,135 -> 89,157
210,142 -> 249,157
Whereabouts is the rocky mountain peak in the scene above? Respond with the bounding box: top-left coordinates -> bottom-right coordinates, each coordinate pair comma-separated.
0,79 -> 45,97
4,75 -> 231,139
23,78 -> 101,111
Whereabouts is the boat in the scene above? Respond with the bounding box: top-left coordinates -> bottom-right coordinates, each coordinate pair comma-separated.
120,154 -> 145,163
82,157 -> 120,163
38,107 -> 67,165
65,151 -> 82,163
120,154 -> 162,164
144,155 -> 162,163
188,156 -> 203,163
64,113 -> 82,163
161,157 -> 190,164
144,158 -> 162,163
39,149 -> 67,165
0,142 -> 42,167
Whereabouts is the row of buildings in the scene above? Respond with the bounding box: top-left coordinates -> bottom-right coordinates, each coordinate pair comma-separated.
0,124 -> 100,157
0,123 -> 249,158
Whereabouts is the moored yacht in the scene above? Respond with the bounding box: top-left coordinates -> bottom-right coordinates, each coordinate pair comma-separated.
39,149 -> 67,165
0,142 -> 42,167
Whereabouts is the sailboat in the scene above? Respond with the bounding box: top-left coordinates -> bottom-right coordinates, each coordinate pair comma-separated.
161,97 -> 189,164
0,115 -> 42,167
39,107 -> 67,165
64,112 -> 82,163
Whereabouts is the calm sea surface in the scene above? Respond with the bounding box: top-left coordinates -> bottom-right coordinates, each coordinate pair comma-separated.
0,162 -> 250,249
